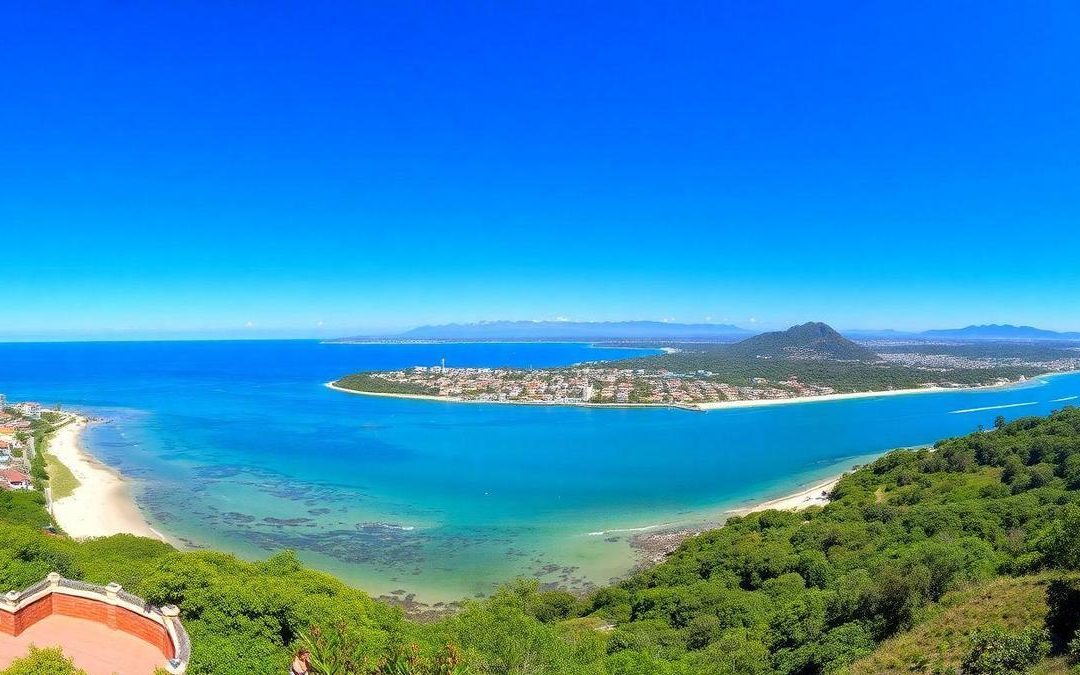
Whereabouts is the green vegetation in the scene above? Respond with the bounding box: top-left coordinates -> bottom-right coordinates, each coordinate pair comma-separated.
848,575 -> 1063,673
6,407 -> 1080,673
0,646 -> 86,675
610,323 -> 1075,393
618,348 -> 1036,392
587,407 -> 1080,674
961,626 -> 1050,675
873,341 -> 1080,362
335,373 -> 438,396
43,451 -> 79,499
722,322 -> 879,361
0,488 -> 51,530
14,411 -> 79,500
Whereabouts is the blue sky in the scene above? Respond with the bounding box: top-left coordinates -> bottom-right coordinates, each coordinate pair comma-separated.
2,2 -> 1079,340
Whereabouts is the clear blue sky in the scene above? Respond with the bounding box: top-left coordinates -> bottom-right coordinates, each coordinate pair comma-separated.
3,2 -> 1079,340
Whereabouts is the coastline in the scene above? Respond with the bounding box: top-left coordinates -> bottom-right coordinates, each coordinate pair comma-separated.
729,475 -> 841,515
326,370 -> 1070,412
629,475 -> 844,566
48,416 -> 167,542
695,386 -> 950,410
324,381 -> 702,410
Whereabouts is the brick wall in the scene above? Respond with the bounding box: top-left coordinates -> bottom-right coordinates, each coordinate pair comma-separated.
0,608 -> 14,635
117,607 -> 174,658
12,596 -> 54,634
3,593 -> 172,659
54,593 -> 110,624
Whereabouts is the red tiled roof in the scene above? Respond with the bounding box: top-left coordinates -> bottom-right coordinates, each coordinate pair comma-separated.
0,469 -> 30,483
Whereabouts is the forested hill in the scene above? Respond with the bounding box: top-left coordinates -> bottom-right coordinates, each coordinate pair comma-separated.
724,321 -> 879,361
591,406 -> 1080,673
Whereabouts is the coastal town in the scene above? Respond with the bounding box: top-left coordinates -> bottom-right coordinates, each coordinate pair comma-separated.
336,365 -> 841,406
332,326 -> 1080,409
0,397 -> 45,492
874,349 -> 1080,373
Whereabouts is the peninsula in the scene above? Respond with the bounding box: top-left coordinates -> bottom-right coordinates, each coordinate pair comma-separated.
330,322 -> 1080,409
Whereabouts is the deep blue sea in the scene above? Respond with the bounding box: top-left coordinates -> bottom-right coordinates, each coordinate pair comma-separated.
1,340 -> 1077,602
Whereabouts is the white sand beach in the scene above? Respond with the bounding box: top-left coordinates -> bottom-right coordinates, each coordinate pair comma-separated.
629,474 -> 845,565
730,476 -> 841,515
695,386 -> 951,411
48,417 -> 165,541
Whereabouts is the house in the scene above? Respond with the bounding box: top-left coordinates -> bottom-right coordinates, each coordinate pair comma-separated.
0,440 -> 12,451
0,468 -> 32,490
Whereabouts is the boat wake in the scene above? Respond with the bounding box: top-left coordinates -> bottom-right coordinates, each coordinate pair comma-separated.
357,522 -> 416,532
1052,396 -> 1079,402
950,402 -> 1039,414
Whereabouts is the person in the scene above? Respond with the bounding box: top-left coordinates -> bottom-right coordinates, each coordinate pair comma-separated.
290,648 -> 311,675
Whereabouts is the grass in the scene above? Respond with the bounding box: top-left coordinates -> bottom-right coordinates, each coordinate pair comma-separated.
43,451 -> 80,500
845,574 -> 1077,675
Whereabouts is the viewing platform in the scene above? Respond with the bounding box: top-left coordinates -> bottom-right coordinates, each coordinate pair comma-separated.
0,572 -> 189,674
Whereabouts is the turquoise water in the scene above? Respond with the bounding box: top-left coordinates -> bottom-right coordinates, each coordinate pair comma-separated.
1,340 -> 1077,602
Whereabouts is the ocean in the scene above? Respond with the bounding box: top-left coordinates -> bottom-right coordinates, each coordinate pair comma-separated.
1,340 -> 1077,602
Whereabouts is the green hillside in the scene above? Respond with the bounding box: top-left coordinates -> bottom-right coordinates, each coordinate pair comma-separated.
724,322 -> 880,361
847,574 -> 1072,674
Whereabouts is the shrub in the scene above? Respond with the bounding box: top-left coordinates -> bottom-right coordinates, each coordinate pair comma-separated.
0,646 -> 86,675
960,626 -> 1049,675
1045,578 -> 1080,643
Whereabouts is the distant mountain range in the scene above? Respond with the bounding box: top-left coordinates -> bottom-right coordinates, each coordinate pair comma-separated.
726,322 -> 880,361
332,321 -> 1080,343
917,324 -> 1080,340
845,324 -> 1080,341
338,320 -> 754,341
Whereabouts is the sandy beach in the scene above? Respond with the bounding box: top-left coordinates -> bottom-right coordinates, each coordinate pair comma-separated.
730,476 -> 841,515
694,387 -> 950,410
629,474 -> 844,565
48,416 -> 165,541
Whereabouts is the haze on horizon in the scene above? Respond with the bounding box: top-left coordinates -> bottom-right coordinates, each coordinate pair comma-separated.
3,3 -> 1079,341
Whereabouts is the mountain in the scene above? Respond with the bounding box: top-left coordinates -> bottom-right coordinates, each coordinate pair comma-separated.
340,320 -> 754,341
919,324 -> 1080,340
726,322 -> 880,361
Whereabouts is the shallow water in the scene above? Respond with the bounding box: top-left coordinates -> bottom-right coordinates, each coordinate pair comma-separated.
1,340 -> 1077,601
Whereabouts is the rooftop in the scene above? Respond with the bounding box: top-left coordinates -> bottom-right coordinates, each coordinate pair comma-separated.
0,614 -> 168,674
0,573 -> 189,674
